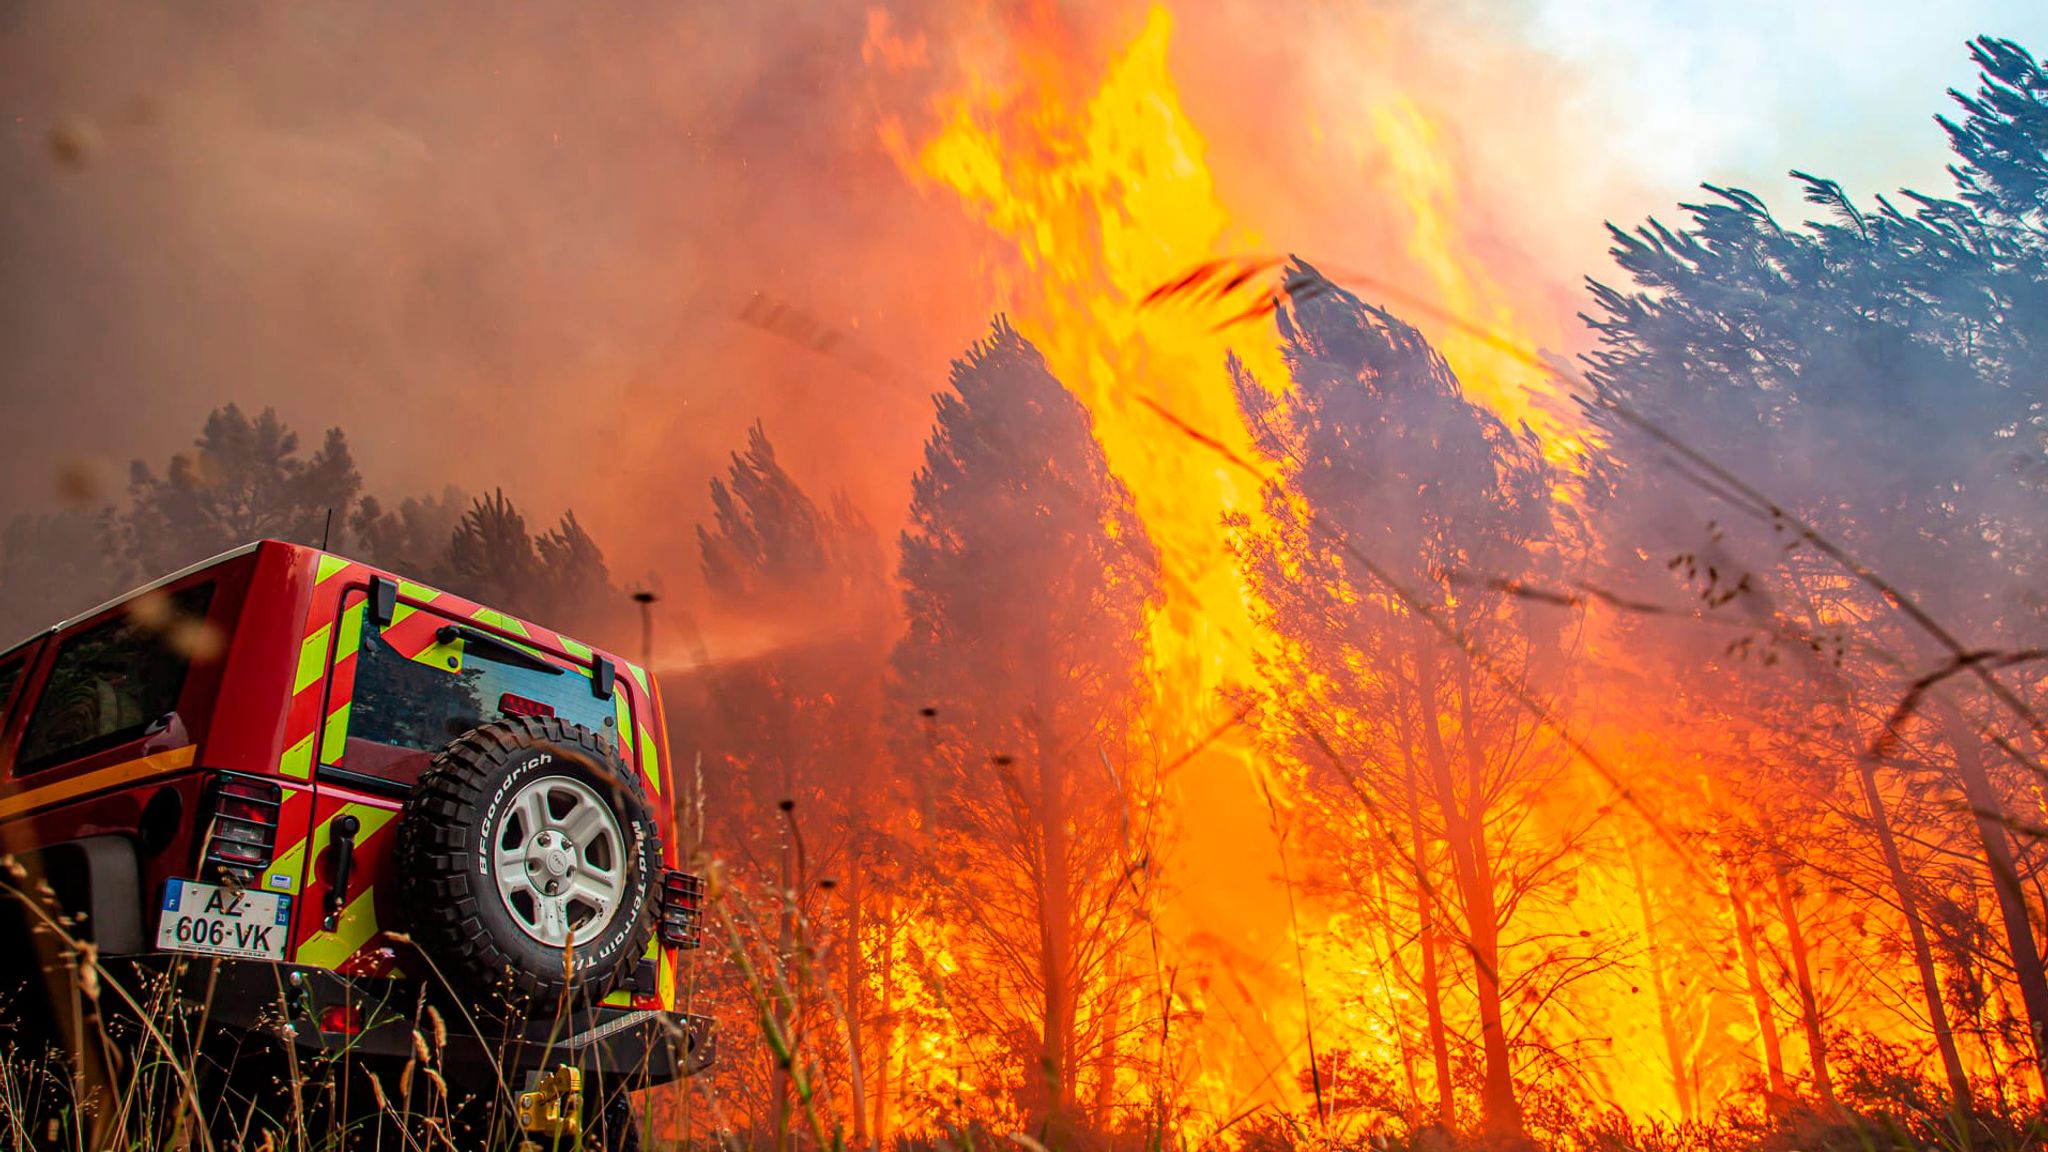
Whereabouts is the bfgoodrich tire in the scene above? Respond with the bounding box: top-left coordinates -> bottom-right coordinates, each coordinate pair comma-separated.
394,717 -> 661,1008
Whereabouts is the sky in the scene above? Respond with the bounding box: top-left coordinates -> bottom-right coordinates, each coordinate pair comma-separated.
1523,0 -> 2048,210
3,0 -> 2047,584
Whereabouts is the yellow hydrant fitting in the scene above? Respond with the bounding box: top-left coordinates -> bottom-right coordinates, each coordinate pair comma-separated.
516,1065 -> 583,1143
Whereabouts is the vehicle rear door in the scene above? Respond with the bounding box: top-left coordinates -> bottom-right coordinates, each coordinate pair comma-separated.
292,579 -> 633,976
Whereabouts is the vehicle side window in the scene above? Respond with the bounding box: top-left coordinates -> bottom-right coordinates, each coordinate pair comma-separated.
16,584 -> 215,773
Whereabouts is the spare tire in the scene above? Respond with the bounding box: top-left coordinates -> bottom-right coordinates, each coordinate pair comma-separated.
394,716 -> 662,1007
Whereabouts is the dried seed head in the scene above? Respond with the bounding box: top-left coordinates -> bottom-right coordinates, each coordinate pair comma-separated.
77,944 -> 99,1003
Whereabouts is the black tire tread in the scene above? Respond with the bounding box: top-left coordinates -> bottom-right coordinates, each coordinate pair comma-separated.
392,716 -> 660,1008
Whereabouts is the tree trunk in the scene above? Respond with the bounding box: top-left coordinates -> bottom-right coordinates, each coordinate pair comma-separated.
1770,859 -> 1834,1108
871,893 -> 896,1152
1627,836 -> 1695,1120
1368,844 -> 1425,1124
1093,960 -> 1122,1133
846,847 -> 871,1148
1785,572 -> 1971,1107
1395,701 -> 1456,1129
1726,862 -> 1788,1107
774,818 -> 795,1152
1414,628 -> 1521,1135
1937,699 -> 2048,1094
1033,710 -> 1078,1145
1854,754 -> 1972,1105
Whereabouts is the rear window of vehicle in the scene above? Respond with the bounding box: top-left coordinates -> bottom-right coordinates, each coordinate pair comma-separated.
17,584 -> 215,773
349,611 -> 617,755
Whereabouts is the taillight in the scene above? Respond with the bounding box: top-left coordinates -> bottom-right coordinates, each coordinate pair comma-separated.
659,869 -> 704,949
319,1003 -> 364,1035
203,772 -> 282,883
498,692 -> 556,719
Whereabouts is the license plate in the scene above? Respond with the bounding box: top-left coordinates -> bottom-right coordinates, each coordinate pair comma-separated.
156,878 -> 292,961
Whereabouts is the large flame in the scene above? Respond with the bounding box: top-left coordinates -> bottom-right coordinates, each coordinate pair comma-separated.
884,4 -> 1281,720
875,0 -> 1665,1128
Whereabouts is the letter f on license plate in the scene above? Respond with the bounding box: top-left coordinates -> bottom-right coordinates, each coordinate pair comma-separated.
157,878 -> 292,961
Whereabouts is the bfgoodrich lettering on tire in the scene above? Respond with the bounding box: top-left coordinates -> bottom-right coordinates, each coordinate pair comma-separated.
394,716 -> 661,1008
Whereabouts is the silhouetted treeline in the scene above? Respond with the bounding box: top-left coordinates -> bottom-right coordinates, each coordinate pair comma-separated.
0,402 -> 624,644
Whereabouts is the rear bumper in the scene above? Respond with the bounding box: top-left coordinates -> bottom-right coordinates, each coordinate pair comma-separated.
134,957 -> 713,1088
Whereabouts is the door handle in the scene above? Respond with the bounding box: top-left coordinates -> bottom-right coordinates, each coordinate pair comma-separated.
323,814 -> 360,931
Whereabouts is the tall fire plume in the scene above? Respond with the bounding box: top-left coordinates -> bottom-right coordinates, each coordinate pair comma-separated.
869,0 -> 1604,1126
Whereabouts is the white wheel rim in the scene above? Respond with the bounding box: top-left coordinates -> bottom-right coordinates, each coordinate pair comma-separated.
491,775 -> 627,948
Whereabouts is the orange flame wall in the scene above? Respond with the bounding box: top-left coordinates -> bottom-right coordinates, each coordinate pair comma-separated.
872,0 -> 1607,1125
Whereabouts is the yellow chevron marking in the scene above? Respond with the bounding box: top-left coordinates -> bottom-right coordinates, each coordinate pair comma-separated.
332,601 -> 365,664
319,703 -> 351,765
613,692 -> 635,764
295,887 -> 379,971
311,803 -> 396,862
288,803 -> 397,969
410,631 -> 463,674
270,841 -> 307,897
315,554 -> 351,585
638,725 -> 662,797
397,580 -> 440,603
470,606 -> 529,637
279,732 -> 315,780
0,746 -> 197,821
294,625 -> 332,695
557,635 -> 593,661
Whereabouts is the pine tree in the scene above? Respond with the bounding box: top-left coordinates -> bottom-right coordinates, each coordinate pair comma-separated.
444,488 -> 541,611
1582,47 -> 2048,1098
1943,37 -> 2048,227
535,509 -> 615,630
350,485 -> 470,576
889,318 -> 1159,1144
690,420 -> 894,1146
125,403 -> 360,572
437,489 -> 618,633
1230,264 -> 1581,1137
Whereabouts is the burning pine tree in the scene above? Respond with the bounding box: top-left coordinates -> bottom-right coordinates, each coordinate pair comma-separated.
890,319 -> 1164,1144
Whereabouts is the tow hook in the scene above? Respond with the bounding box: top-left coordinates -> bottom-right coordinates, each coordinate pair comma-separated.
516,1065 -> 583,1149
